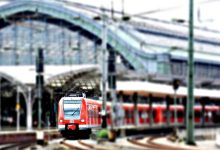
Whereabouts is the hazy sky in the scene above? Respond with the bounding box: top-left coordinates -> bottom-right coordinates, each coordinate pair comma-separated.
68,0 -> 220,30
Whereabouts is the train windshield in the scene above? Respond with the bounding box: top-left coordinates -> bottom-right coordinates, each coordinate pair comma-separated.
63,100 -> 82,120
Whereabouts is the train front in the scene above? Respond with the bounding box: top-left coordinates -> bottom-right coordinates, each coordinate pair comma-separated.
58,96 -> 87,137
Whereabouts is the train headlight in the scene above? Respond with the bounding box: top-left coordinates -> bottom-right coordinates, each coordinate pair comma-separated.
81,119 -> 85,122
59,119 -> 63,123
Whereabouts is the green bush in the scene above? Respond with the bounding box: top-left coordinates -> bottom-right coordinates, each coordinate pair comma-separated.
97,129 -> 108,139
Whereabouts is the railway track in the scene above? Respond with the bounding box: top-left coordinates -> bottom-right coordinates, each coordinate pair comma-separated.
127,136 -> 205,150
62,137 -> 198,150
0,142 -> 35,150
61,140 -> 85,150
61,140 -> 109,150
61,135 -> 210,150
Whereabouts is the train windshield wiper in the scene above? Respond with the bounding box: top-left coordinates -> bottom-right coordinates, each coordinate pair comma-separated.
71,108 -> 79,115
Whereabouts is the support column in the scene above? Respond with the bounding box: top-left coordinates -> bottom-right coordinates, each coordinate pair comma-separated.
27,87 -> 32,131
13,22 -> 19,65
149,94 -> 153,126
50,90 -> 56,127
36,48 -> 44,130
77,31 -> 81,64
183,97 -> 187,126
0,33 -> 2,64
101,9 -> 108,128
186,0 -> 195,145
16,86 -> 20,131
0,32 -> 2,50
172,79 -> 180,125
133,92 -> 139,126
94,41 -> 98,64
0,77 -> 1,130
61,24 -> 65,64
200,98 -> 205,127
166,96 -> 170,126
44,19 -> 49,63
174,90 -> 177,125
68,34 -> 72,65
29,18 -> 33,64
108,49 -> 117,128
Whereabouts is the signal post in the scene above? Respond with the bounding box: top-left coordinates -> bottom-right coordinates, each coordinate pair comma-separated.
36,48 -> 44,130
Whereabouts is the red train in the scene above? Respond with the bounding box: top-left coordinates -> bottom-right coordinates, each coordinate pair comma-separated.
58,93 -> 220,137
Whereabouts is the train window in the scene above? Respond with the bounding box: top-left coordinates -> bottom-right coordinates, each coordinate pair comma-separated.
208,111 -> 212,118
123,95 -> 132,103
98,107 -> 101,116
129,110 -> 134,118
139,96 -> 148,104
213,112 -> 220,123
177,111 -> 184,118
139,111 -> 142,118
170,111 -> 174,117
163,110 -> 167,119
63,100 -> 81,120
195,111 -> 201,118
125,110 -> 128,118
153,110 -> 156,118
141,111 -> 148,119
152,96 -> 163,103
128,111 -> 131,118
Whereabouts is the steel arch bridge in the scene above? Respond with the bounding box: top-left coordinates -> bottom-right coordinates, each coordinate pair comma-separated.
0,0 -> 147,71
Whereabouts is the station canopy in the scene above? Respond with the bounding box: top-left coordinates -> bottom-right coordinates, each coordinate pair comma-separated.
0,64 -> 100,94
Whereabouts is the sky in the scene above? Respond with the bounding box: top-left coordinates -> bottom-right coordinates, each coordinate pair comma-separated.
67,0 -> 220,30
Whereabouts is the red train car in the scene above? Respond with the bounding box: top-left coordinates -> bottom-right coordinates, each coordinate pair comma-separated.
58,94 -> 220,137
58,95 -> 101,137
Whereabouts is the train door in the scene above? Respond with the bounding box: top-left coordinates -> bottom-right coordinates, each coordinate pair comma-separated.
126,110 -> 131,124
138,110 -> 142,124
98,107 -> 101,125
124,109 -> 129,125
170,108 -> 175,124
88,104 -> 92,126
138,109 -> 148,125
194,110 -> 201,124
139,109 -> 148,125
205,109 -> 214,124
130,109 -> 135,124
94,105 -> 98,125
127,110 -> 134,125
107,106 -> 111,125
154,107 -> 163,124
143,110 -> 148,124
91,105 -> 94,125
212,110 -> 220,123
177,110 -> 184,124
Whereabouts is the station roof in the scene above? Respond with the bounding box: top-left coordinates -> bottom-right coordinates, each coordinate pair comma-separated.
117,81 -> 220,99
0,64 -> 99,85
0,65 -> 220,99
